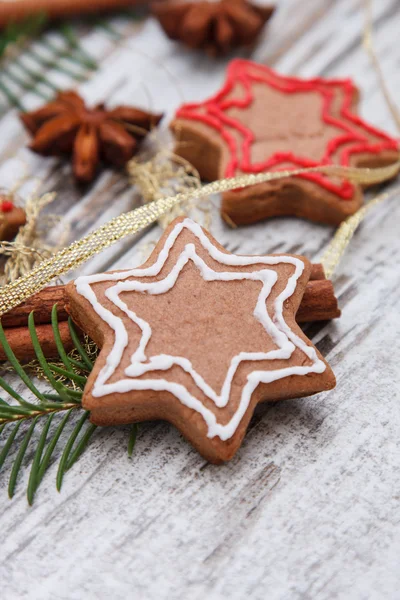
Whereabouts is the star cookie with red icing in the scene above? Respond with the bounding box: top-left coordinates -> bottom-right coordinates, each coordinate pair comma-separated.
171,59 -> 399,226
66,218 -> 335,463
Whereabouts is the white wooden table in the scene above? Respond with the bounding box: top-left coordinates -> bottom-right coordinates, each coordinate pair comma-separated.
1,1 -> 400,598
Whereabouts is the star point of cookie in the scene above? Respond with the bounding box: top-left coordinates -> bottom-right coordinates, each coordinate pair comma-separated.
66,218 -> 335,463
171,59 -> 399,226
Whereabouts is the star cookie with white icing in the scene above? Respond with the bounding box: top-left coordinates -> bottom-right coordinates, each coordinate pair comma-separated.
66,218 -> 336,463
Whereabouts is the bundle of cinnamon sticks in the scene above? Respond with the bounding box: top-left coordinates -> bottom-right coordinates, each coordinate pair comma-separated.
0,263 -> 340,362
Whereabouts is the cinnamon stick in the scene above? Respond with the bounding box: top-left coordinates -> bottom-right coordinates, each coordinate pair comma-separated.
0,263 -> 335,329
0,263 -> 340,362
310,263 -> 326,281
0,321 -> 75,362
0,285 -> 67,329
296,279 -> 340,323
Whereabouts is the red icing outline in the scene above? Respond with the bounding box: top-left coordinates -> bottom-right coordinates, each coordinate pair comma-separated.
175,59 -> 399,199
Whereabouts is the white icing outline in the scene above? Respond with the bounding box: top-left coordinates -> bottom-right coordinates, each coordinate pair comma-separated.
74,219 -> 326,440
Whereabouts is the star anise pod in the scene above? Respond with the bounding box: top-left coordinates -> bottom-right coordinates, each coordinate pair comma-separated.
151,0 -> 275,57
20,91 -> 163,183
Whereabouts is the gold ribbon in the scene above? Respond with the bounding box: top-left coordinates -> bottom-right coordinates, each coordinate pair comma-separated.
320,186 -> 399,278
0,161 -> 399,318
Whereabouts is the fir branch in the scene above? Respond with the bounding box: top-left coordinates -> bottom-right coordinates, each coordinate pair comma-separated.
0,15 -> 97,111
0,308 -> 97,503
0,303 -> 137,504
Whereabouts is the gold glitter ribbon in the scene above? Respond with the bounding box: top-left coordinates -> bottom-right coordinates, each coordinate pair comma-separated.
0,161 -> 398,318
320,186 -> 399,278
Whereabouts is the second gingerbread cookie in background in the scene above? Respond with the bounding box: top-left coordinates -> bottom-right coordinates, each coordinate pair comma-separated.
171,59 -> 399,226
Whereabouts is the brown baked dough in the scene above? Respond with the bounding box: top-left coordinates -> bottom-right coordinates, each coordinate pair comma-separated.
66,217 -> 336,463
171,59 -> 399,226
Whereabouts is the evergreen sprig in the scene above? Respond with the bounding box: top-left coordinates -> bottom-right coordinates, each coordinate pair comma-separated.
0,308 -> 99,504
0,306 -> 138,504
0,14 -> 98,112
0,9 -> 147,112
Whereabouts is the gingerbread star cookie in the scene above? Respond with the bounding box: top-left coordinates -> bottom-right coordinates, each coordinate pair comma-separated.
0,195 -> 26,241
66,218 -> 335,463
171,59 -> 399,226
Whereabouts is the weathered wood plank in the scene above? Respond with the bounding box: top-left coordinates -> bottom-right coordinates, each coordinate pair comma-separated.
1,1 -> 400,598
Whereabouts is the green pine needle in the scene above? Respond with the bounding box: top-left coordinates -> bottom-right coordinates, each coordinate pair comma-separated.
56,411 -> 90,491
68,318 -> 94,371
27,414 -> 53,505
37,409 -> 73,485
28,311 -> 72,403
0,376 -> 40,410
0,321 -> 47,403
128,424 -> 138,457
8,417 -> 38,498
52,305 -> 73,371
0,304 -> 99,503
0,422 -> 21,471
66,422 -> 97,471
1,14 -> 99,111
48,363 -> 87,389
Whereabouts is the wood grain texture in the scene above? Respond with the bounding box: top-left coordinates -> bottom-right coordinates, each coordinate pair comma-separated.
1,1 -> 400,599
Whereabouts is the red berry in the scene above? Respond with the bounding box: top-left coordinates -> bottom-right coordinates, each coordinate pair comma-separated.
0,200 -> 14,213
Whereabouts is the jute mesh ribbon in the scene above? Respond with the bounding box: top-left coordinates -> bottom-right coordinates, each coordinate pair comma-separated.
127,146 -> 208,230
0,161 -> 398,318
0,192 -> 64,284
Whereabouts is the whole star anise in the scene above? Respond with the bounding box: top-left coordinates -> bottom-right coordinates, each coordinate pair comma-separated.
20,91 -> 163,183
151,0 -> 275,57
